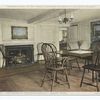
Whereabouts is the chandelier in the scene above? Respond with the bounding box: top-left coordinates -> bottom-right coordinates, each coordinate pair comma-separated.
58,9 -> 74,24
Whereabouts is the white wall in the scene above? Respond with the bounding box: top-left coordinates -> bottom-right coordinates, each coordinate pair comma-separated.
0,17 -> 96,67
33,24 -> 59,61
66,20 -> 91,50
78,20 -> 91,49
0,23 -> 3,67
0,19 -> 35,67
0,19 -> 34,45
0,18 -> 59,67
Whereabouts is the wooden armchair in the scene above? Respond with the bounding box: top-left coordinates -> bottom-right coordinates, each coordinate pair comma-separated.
80,51 -> 100,91
40,43 -> 70,91
0,45 -> 10,67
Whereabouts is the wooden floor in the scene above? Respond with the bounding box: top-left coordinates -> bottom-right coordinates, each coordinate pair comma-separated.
0,62 -> 99,92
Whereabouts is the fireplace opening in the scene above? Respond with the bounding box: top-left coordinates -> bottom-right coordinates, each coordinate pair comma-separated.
5,45 -> 34,67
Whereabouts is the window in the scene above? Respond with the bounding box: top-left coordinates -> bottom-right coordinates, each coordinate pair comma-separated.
91,21 -> 100,42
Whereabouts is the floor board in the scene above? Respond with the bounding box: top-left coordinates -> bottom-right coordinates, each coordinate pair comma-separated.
0,63 -> 99,92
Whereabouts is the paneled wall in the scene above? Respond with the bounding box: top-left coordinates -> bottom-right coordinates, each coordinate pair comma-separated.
33,24 -> 59,61
0,18 -> 59,67
66,20 -> 91,50
1,19 -> 34,45
0,17 -> 97,67
0,19 -> 35,67
0,23 -> 3,67
78,20 -> 91,49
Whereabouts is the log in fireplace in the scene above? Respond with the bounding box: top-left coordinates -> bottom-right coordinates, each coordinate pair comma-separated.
5,45 -> 34,67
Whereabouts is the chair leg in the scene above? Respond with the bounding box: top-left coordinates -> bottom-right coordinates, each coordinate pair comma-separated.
2,59 -> 4,68
51,71 -> 56,91
37,54 -> 39,63
64,69 -> 70,88
84,59 -> 87,65
40,70 -> 47,87
69,61 -> 73,70
84,59 -> 89,72
92,71 -> 95,82
55,71 -> 58,83
80,68 -> 85,87
76,58 -> 81,70
85,59 -> 90,73
67,61 -> 72,75
95,72 -> 99,91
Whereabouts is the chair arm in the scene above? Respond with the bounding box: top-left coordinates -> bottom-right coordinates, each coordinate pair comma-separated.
61,57 -> 69,67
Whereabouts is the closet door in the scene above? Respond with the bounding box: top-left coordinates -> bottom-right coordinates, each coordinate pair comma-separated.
68,25 -> 78,49
68,25 -> 78,43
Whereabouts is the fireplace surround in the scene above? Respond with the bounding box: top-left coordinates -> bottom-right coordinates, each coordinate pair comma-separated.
5,45 -> 34,67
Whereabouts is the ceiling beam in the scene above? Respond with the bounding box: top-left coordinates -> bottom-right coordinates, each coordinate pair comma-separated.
27,9 -> 78,24
27,9 -> 59,23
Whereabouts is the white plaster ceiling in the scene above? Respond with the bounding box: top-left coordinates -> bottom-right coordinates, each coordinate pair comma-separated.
0,9 -> 100,24
0,9 -> 50,20
0,9 -> 76,23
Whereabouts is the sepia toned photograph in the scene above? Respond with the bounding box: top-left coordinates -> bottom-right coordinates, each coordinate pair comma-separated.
0,6 -> 100,94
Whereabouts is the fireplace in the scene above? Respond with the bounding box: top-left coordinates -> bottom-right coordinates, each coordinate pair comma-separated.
5,45 -> 34,67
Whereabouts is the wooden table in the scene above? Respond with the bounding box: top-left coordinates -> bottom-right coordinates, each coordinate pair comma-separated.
68,50 -> 93,58
61,50 -> 93,65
